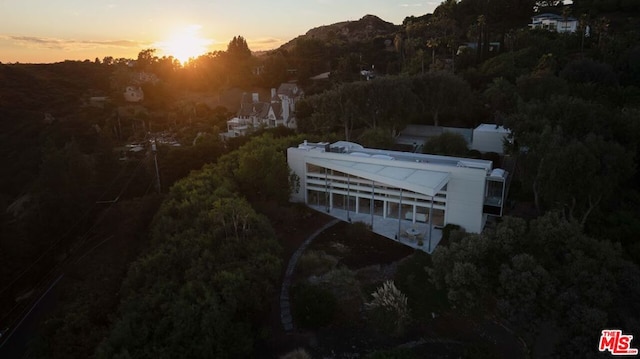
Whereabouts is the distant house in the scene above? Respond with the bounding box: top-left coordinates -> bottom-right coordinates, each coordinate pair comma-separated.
89,96 -> 109,108
470,124 -> 511,154
132,71 -> 159,85
220,83 -> 304,139
529,13 -> 578,33
123,86 -> 144,103
396,124 -> 510,154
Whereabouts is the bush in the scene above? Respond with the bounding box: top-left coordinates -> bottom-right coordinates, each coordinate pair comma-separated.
297,250 -> 338,278
423,132 -> 469,157
366,347 -> 418,359
441,223 -> 463,244
365,281 -> 410,337
280,348 -> 312,359
292,283 -> 337,329
467,149 -> 482,159
394,252 -> 448,320
481,151 -> 502,168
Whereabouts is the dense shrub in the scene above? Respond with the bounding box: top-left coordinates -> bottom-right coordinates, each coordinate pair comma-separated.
292,283 -> 338,329
297,250 -> 339,277
365,281 -> 410,337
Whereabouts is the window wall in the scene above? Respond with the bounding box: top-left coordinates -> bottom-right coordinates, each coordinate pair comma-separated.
304,164 -> 447,224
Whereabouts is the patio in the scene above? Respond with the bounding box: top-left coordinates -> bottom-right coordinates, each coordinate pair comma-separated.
308,205 -> 443,253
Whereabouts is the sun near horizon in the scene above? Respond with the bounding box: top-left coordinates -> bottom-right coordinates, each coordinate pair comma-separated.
154,25 -> 213,64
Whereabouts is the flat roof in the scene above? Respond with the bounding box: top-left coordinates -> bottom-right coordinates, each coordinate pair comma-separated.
328,141 -> 492,171
474,124 -> 511,133
306,157 -> 451,197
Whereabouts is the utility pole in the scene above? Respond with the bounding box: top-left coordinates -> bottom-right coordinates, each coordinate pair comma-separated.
152,139 -> 161,193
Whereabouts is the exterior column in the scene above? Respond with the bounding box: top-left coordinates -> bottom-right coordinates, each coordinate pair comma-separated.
428,197 -> 434,252
325,168 -> 329,212
412,204 -> 417,223
397,188 -> 403,239
347,174 -> 351,221
370,180 -> 375,227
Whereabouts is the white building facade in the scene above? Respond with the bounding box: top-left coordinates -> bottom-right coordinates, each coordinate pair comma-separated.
471,124 -> 511,154
529,13 -> 578,33
287,141 -> 507,251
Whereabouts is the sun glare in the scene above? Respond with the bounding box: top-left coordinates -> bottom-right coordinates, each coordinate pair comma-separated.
157,25 -> 211,64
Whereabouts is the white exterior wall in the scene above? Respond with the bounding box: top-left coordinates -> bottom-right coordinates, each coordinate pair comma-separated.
443,168 -> 487,233
471,125 -> 511,154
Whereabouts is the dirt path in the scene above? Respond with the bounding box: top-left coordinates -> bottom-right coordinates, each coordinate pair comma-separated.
279,218 -> 341,332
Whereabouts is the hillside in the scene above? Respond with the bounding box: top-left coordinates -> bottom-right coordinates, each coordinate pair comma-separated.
278,14 -> 399,51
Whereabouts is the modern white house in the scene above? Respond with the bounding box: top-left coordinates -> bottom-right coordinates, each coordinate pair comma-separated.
529,13 -> 578,33
220,83 -> 303,139
287,141 -> 508,252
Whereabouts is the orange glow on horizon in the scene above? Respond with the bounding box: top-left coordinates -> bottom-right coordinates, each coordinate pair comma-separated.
155,25 -> 212,64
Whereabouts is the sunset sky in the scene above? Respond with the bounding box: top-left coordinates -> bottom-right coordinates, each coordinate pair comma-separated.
0,0 -> 438,64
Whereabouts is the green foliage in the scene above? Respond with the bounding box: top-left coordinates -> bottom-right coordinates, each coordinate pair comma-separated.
423,132 -> 469,157
292,283 -> 337,329
560,58 -> 618,86
483,77 -> 519,117
297,250 -> 339,278
366,347 -> 418,359
430,212 -> 640,357
516,72 -> 569,101
97,151 -> 283,358
441,223 -> 463,243
297,76 -> 421,139
357,127 -> 396,150
365,280 -> 411,337
462,342 -> 494,359
412,71 -> 472,127
159,136 -> 226,188
280,348 -> 313,359
394,252 -> 448,320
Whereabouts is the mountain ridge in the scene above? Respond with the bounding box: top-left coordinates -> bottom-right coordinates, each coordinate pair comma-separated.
276,14 -> 400,52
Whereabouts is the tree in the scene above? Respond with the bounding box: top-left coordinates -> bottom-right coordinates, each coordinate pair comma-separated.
97,157 -> 282,358
136,48 -> 158,71
429,212 -> 640,356
230,134 -> 296,203
412,72 -> 472,127
293,37 -> 327,84
497,254 -> 556,336
559,58 -> 618,86
423,132 -> 469,156
226,36 -> 251,62
483,77 -> 519,120
537,135 -> 634,226
217,36 -> 254,88
357,127 -> 396,150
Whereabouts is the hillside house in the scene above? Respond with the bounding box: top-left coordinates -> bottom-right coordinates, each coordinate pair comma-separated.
123,86 -> 144,103
529,13 -> 578,33
220,83 -> 303,139
287,141 -> 508,252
